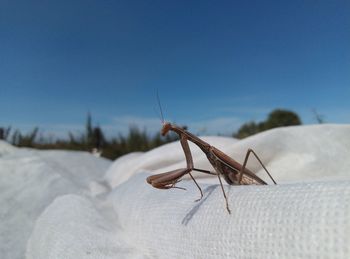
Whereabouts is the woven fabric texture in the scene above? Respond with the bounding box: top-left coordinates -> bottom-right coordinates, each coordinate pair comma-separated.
112,174 -> 350,258
20,125 -> 350,258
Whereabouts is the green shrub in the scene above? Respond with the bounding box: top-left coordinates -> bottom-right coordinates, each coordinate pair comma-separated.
234,109 -> 301,139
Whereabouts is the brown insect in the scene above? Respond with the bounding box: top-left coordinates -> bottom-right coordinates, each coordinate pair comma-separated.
146,96 -> 276,213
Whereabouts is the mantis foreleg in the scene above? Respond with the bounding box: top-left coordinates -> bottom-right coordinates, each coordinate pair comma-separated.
180,135 -> 204,201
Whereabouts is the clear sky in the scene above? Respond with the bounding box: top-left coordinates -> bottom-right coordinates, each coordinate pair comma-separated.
1,0 -> 349,137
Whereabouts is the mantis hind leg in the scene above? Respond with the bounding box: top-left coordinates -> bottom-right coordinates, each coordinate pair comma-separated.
216,173 -> 231,214
238,149 -> 277,185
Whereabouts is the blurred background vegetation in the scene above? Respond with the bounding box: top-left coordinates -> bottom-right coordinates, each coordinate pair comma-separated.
233,109 -> 302,139
1,109 -> 304,160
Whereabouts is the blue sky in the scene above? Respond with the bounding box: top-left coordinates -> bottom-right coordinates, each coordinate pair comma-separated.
1,0 -> 349,138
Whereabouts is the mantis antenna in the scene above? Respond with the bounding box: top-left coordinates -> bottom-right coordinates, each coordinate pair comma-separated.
156,90 -> 165,123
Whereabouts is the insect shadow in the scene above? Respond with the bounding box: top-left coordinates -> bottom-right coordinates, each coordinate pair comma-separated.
181,184 -> 221,225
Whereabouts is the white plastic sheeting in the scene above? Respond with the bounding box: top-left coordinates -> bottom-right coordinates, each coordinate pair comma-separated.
0,124 -> 349,258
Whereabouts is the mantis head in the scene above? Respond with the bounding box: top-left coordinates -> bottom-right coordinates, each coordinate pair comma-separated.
161,122 -> 172,136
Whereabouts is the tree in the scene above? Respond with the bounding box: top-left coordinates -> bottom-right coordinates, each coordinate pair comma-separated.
263,109 -> 301,130
15,127 -> 39,147
92,126 -> 105,149
234,122 -> 260,139
234,109 -> 302,139
0,126 -> 11,140
86,112 -> 93,145
312,109 -> 325,124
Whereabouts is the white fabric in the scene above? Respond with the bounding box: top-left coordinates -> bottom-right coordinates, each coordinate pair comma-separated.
26,194 -> 146,259
0,124 -> 349,258
0,146 -> 111,259
111,174 -> 350,259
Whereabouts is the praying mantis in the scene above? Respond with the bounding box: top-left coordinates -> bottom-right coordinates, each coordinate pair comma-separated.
146,98 -> 277,213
